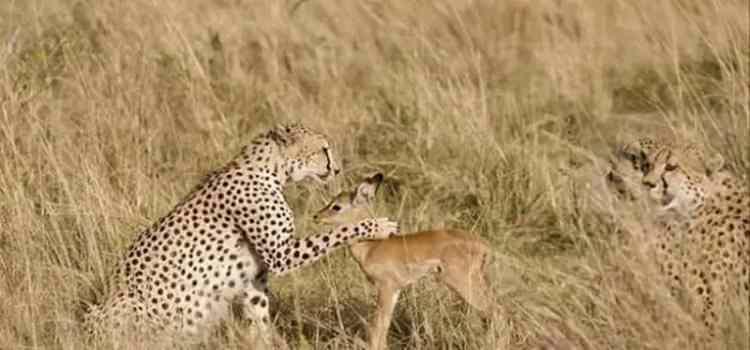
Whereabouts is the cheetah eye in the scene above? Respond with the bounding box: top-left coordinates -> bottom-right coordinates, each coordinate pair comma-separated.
332,204 -> 341,211
641,163 -> 651,173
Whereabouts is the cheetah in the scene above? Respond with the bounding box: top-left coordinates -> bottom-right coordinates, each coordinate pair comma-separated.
607,136 -> 749,337
640,147 -> 749,336
83,123 -> 399,345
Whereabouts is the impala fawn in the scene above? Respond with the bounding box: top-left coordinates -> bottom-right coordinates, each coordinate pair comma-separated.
314,173 -> 496,350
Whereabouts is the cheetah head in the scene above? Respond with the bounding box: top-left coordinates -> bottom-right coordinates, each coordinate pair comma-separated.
606,136 -> 722,203
605,137 -> 658,200
641,147 -> 723,218
269,123 -> 341,183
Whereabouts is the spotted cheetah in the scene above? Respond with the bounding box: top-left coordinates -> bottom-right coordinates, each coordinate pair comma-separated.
84,123 -> 400,345
608,136 -> 749,337
640,147 -> 749,335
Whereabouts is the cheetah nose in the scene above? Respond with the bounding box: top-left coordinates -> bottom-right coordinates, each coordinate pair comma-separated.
642,177 -> 657,188
606,171 -> 620,184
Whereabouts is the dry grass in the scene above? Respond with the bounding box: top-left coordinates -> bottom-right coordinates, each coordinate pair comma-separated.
0,0 -> 748,349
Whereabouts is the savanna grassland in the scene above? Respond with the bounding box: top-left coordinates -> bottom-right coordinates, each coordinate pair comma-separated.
0,0 -> 748,349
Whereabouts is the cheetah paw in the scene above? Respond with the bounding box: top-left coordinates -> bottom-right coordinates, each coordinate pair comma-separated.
369,217 -> 399,240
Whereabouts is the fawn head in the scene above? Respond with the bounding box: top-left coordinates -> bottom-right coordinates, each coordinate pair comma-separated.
313,173 -> 384,225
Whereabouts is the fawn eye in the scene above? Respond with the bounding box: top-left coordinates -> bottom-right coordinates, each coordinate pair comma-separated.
665,163 -> 679,172
332,205 -> 341,211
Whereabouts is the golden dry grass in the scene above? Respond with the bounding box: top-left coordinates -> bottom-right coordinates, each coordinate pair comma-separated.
0,0 -> 747,349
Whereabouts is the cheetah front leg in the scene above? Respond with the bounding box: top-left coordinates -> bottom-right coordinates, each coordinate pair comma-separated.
266,218 -> 399,276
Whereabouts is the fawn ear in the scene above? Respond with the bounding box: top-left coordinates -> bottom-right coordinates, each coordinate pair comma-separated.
367,173 -> 384,185
354,174 -> 382,204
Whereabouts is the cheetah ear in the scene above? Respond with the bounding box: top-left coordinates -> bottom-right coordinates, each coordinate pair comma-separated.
664,150 -> 680,171
618,140 -> 645,163
703,153 -> 724,176
268,123 -> 303,146
268,125 -> 291,146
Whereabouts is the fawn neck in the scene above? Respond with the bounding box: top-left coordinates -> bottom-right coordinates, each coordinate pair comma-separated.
342,205 -> 378,263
